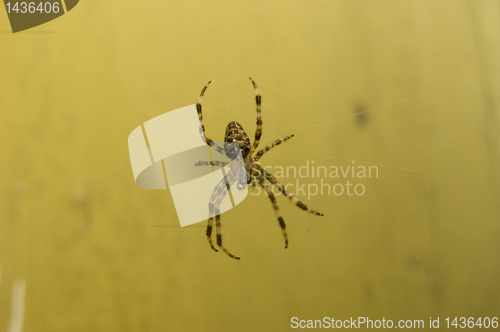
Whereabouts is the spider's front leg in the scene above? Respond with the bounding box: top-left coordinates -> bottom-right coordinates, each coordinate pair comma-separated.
206,216 -> 218,253
207,174 -> 240,260
255,173 -> 289,248
260,166 -> 324,216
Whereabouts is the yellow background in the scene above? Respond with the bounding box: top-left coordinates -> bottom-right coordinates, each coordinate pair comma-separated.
0,1 -> 499,331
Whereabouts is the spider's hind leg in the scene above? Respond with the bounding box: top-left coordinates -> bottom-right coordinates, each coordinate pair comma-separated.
254,134 -> 295,162
196,81 -> 224,155
249,77 -> 263,156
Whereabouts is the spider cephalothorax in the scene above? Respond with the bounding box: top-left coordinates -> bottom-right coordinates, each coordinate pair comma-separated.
196,78 -> 323,260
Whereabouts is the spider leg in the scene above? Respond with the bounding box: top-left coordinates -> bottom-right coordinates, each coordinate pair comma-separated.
215,214 -> 240,260
256,174 -> 289,248
206,216 -> 218,252
194,160 -> 228,167
258,165 -> 324,216
254,134 -> 295,162
206,177 -> 228,254
196,81 -> 225,155
249,77 -> 262,156
250,177 -> 257,189
207,172 -> 240,259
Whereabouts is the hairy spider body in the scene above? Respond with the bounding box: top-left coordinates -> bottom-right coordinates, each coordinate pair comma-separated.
224,121 -> 256,185
197,78 -> 323,260
225,121 -> 251,159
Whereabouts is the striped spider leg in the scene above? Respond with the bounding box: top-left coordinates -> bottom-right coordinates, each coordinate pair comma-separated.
251,163 -> 324,249
206,170 -> 241,259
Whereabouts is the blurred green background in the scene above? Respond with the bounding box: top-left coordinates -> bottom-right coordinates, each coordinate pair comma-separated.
0,1 -> 499,331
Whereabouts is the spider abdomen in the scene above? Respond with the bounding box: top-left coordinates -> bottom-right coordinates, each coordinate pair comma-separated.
224,121 -> 251,159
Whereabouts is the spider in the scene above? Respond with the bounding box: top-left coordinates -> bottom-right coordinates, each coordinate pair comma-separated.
196,77 -> 324,260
